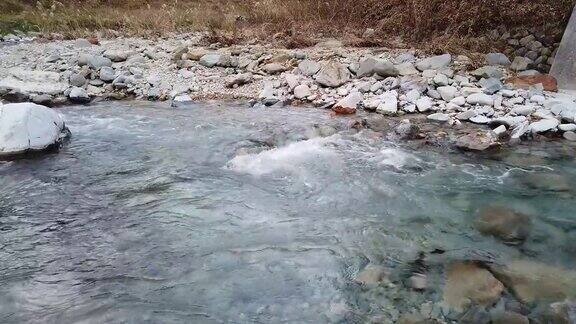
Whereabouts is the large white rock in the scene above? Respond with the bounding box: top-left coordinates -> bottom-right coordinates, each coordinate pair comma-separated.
0,103 -> 68,157
416,54 -> 452,71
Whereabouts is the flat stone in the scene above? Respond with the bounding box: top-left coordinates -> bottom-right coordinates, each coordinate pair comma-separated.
563,131 -> 576,141
558,123 -> 576,131
396,62 -> 419,76
529,118 -> 560,133
506,74 -> 558,92
261,63 -> 287,74
467,93 -> 494,106
427,113 -> 450,122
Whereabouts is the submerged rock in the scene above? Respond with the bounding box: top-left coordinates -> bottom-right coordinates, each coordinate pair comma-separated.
354,264 -> 389,285
475,205 -> 531,244
490,260 -> 576,304
0,103 -> 69,157
443,261 -> 504,311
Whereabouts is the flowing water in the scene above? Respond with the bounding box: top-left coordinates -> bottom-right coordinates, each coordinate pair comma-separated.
0,101 -> 575,323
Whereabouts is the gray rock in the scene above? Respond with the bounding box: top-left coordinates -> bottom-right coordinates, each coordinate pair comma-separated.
437,86 -> 457,101
356,57 -> 378,78
68,86 -> 90,103
99,66 -> 115,82
471,66 -> 504,79
0,103 -> 68,157
88,55 -> 112,69
433,74 -> 449,86
46,54 -> 61,63
456,110 -> 477,120
104,50 -> 129,62
395,121 -> 420,139
226,73 -> 252,88
315,61 -> 351,88
486,53 -> 511,66
470,115 -> 491,124
31,94 -> 53,106
395,53 -> 416,64
479,78 -> 503,95
74,38 -> 92,48
374,60 -> 399,77
69,73 -> 86,87
492,116 -> 527,127
294,84 -> 312,99
476,205 -> 531,244
261,63 -> 287,74
415,54 -> 452,71
416,96 -> 433,112
427,113 -> 450,122
199,53 -> 221,68
354,264 -> 388,285
298,60 -> 320,76
395,62 -> 419,76
492,125 -> 507,136
510,57 -> 532,72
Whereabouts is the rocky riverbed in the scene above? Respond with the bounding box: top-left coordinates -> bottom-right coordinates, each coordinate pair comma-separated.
1,31 -> 576,151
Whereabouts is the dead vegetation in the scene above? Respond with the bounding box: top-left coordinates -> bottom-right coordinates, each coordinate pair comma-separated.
1,0 -> 575,53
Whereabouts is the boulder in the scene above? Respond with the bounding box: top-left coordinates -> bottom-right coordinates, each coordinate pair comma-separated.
356,57 -> 378,78
475,206 -> 531,243
416,97 -> 433,112
396,62 -> 419,76
443,261 -> 504,311
416,54 -> 452,71
87,55 -> 112,69
315,61 -> 351,88
486,53 -> 511,66
471,66 -> 504,79
0,103 -> 69,157
374,60 -> 399,77
69,73 -> 87,87
427,113 -> 450,122
332,91 -> 362,114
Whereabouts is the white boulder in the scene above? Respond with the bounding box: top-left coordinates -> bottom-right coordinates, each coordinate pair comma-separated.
0,103 -> 69,157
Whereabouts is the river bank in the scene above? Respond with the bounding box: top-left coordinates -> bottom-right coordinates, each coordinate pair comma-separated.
1,31 -> 576,152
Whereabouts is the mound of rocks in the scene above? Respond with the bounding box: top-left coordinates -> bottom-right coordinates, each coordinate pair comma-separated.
0,102 -> 70,157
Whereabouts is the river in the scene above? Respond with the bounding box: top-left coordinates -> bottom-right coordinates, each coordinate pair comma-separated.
0,101 -> 575,323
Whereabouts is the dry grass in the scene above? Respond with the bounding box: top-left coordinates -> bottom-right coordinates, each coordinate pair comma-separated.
2,0 -> 575,53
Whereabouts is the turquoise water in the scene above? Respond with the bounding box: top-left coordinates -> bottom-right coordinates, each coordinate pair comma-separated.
0,101 -> 574,323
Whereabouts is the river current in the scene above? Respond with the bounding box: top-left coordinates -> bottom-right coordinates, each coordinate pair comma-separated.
0,101 -> 574,323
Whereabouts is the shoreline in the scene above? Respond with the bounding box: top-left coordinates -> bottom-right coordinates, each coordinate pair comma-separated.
1,32 -> 576,152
